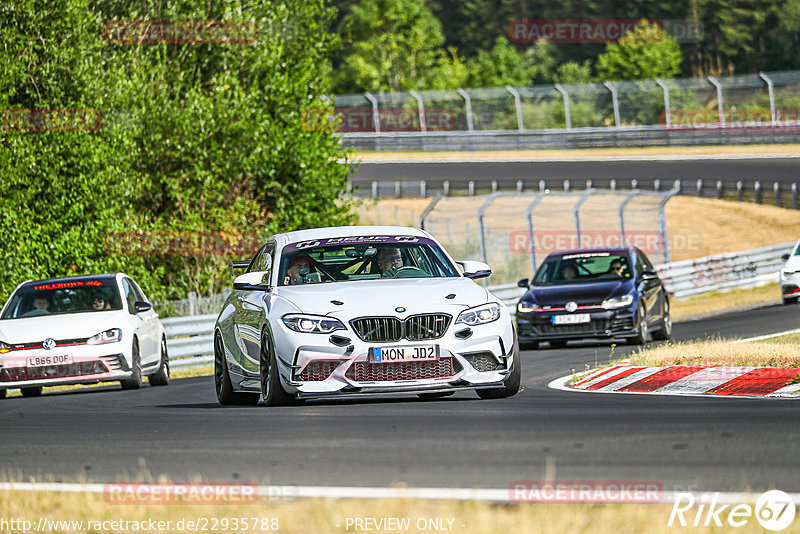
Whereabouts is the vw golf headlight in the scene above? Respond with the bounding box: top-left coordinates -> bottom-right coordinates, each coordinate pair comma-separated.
456,303 -> 501,326
602,294 -> 634,310
782,269 -> 799,278
87,328 -> 122,345
282,314 -> 345,334
517,300 -> 542,313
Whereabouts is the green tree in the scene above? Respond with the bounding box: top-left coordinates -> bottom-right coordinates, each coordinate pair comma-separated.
465,37 -> 534,88
596,20 -> 682,81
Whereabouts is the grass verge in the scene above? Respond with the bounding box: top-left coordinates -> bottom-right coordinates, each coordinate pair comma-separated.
629,335 -> 800,368
670,282 -> 780,321
1,487 -> 791,534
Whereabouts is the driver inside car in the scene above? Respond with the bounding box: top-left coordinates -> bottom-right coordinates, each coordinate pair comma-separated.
285,256 -> 314,285
376,248 -> 404,277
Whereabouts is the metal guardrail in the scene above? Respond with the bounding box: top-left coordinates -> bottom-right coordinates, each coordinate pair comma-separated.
163,243 -> 793,363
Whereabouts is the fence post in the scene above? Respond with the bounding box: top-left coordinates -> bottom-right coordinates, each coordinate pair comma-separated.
759,73 -> 777,126
516,180 -> 524,194
603,81 -> 620,128
619,191 -> 639,248
793,183 -> 798,209
408,89 -> 427,133
696,179 -> 703,197
506,86 -> 524,131
468,181 -> 475,196
755,181 -> 762,204
554,83 -> 572,130
418,195 -> 442,231
674,179 -> 682,194
655,78 -> 671,128
774,182 -> 781,207
716,180 -> 724,199
526,193 -> 546,274
456,88 -> 474,132
364,92 -> 380,133
573,189 -> 594,247
707,76 -> 725,126
659,185 -> 681,264
478,194 -> 500,267
737,180 -> 744,202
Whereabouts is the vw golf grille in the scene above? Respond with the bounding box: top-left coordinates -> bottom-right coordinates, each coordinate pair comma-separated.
350,314 -> 451,342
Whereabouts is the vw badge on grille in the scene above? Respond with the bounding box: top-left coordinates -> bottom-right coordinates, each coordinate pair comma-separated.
395,307 -> 406,313
42,338 -> 56,350
565,301 -> 578,313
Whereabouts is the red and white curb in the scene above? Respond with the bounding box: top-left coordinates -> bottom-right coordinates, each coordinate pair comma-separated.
550,363 -> 800,398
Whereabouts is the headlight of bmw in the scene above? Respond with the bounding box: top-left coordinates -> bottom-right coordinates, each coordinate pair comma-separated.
456,303 -> 501,326
282,314 -> 346,334
87,328 -> 122,345
602,294 -> 634,310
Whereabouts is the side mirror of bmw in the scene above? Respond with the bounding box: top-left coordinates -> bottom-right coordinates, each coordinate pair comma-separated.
233,271 -> 270,290
782,253 -> 790,261
517,278 -> 529,288
458,260 -> 492,279
134,301 -> 152,313
642,270 -> 659,280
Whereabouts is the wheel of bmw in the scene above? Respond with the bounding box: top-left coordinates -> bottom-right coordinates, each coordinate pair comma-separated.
651,297 -> 672,341
214,333 -> 258,406
121,338 -> 143,390
260,333 -> 295,407
627,304 -> 649,346
148,337 -> 170,386
477,338 -> 521,399
21,386 -> 42,397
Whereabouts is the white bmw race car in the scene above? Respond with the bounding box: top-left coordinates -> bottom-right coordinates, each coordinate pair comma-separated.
0,273 -> 169,397
214,225 -> 521,406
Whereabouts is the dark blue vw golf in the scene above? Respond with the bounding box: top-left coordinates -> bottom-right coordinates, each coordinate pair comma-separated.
515,247 -> 671,349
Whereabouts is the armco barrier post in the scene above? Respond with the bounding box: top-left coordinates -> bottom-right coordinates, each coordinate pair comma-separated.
696,179 -> 703,197
716,180 -> 724,199
516,180 -> 523,193
443,180 -> 450,197
654,179 -> 661,192
737,180 -> 744,202
774,182 -> 781,207
793,183 -> 798,209
539,179 -> 546,192
631,179 -> 638,190
755,181 -> 762,204
469,181 -> 475,196
563,179 -> 570,192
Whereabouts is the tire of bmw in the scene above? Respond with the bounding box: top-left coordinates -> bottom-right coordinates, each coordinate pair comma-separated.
477,339 -> 521,399
148,336 -> 170,386
214,333 -> 259,406
121,338 -> 143,390
260,332 -> 295,407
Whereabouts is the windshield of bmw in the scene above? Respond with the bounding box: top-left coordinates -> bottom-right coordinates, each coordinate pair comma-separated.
533,252 -> 632,286
1,279 -> 124,319
278,236 -> 460,286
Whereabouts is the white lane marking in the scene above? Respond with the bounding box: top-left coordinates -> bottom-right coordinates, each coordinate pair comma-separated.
657,367 -> 755,394
597,367 -> 665,391
1,482 -> 799,504
347,154 -> 800,164
734,328 -> 800,343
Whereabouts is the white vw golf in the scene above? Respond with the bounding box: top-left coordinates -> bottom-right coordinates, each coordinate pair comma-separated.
214,225 -> 521,406
0,273 -> 169,397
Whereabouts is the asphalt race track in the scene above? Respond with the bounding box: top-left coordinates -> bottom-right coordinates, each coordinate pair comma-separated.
4,304 -> 800,493
351,157 -> 800,191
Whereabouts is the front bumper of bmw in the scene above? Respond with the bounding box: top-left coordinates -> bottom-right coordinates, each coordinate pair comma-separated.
268,311 -> 516,399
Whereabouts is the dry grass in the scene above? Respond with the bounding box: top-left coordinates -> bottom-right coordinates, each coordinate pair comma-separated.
354,143 -> 800,161
665,197 -> 800,260
670,282 -> 780,320
0,487 -> 792,534
629,337 -> 800,368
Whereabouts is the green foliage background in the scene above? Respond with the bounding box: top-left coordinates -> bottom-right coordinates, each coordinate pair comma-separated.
0,0 -> 356,304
